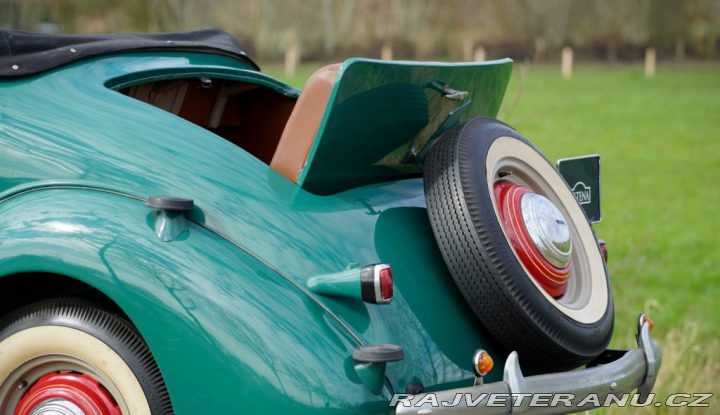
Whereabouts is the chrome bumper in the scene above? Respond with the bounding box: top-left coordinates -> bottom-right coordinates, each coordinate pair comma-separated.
395,314 -> 661,415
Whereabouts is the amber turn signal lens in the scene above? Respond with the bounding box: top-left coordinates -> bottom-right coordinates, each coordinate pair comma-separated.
472,349 -> 494,377
642,315 -> 655,331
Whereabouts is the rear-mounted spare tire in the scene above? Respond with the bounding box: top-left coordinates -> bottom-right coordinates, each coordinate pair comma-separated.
424,117 -> 613,374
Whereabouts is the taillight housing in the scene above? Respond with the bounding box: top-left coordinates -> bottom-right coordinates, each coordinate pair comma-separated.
361,264 -> 393,304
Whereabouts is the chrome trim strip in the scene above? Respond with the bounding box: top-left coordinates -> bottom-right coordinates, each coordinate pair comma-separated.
191,220 -> 365,345
0,184 -> 145,205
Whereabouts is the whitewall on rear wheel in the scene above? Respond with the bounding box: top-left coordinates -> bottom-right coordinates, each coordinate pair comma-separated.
0,299 -> 173,415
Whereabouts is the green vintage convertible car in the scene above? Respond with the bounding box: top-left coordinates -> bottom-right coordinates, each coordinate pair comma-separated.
0,28 -> 660,414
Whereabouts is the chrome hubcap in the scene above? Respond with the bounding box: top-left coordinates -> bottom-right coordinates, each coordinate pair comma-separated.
30,399 -> 85,415
520,193 -> 572,269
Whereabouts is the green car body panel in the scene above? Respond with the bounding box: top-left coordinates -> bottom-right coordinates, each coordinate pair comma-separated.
0,52 -> 513,413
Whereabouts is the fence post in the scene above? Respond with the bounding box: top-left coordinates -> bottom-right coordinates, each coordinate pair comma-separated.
381,43 -> 393,61
284,43 -> 299,77
473,46 -> 486,62
561,46 -> 573,78
645,47 -> 656,78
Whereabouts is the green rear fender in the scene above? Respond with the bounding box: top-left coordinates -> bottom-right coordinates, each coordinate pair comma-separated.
0,188 -> 391,414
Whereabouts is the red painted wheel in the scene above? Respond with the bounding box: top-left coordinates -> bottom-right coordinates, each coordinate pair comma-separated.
493,181 -> 572,297
424,117 -> 613,373
0,299 -> 173,415
15,372 -> 121,415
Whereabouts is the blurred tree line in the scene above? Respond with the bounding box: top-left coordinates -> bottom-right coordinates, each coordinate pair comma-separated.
1,0 -> 719,61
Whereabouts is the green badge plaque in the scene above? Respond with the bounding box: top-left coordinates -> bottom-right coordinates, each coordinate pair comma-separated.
557,155 -> 601,223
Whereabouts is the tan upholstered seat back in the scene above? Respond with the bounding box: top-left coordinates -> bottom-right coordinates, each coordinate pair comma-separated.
270,64 -> 340,182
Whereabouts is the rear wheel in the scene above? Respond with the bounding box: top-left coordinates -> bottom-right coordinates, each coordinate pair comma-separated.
424,117 -> 613,373
0,298 -> 173,414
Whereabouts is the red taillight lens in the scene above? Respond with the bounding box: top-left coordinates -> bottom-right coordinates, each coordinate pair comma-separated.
598,239 -> 608,262
379,267 -> 393,301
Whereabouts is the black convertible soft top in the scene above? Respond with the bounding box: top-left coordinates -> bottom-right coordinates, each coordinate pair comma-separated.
0,27 -> 259,79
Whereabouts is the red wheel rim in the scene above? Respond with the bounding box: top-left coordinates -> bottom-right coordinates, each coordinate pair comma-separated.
15,372 -> 122,415
494,181 -> 572,297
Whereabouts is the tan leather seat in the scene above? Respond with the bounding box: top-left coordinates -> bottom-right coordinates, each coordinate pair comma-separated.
270,64 -> 341,182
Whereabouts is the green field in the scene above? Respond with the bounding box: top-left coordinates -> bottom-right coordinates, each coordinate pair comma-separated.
265,62 -> 720,411
501,63 -> 720,339
501,64 -> 720,413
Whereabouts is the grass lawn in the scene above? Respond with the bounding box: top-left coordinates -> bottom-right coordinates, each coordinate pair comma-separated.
500,63 -> 720,341
501,63 -> 720,413
264,61 -> 720,411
